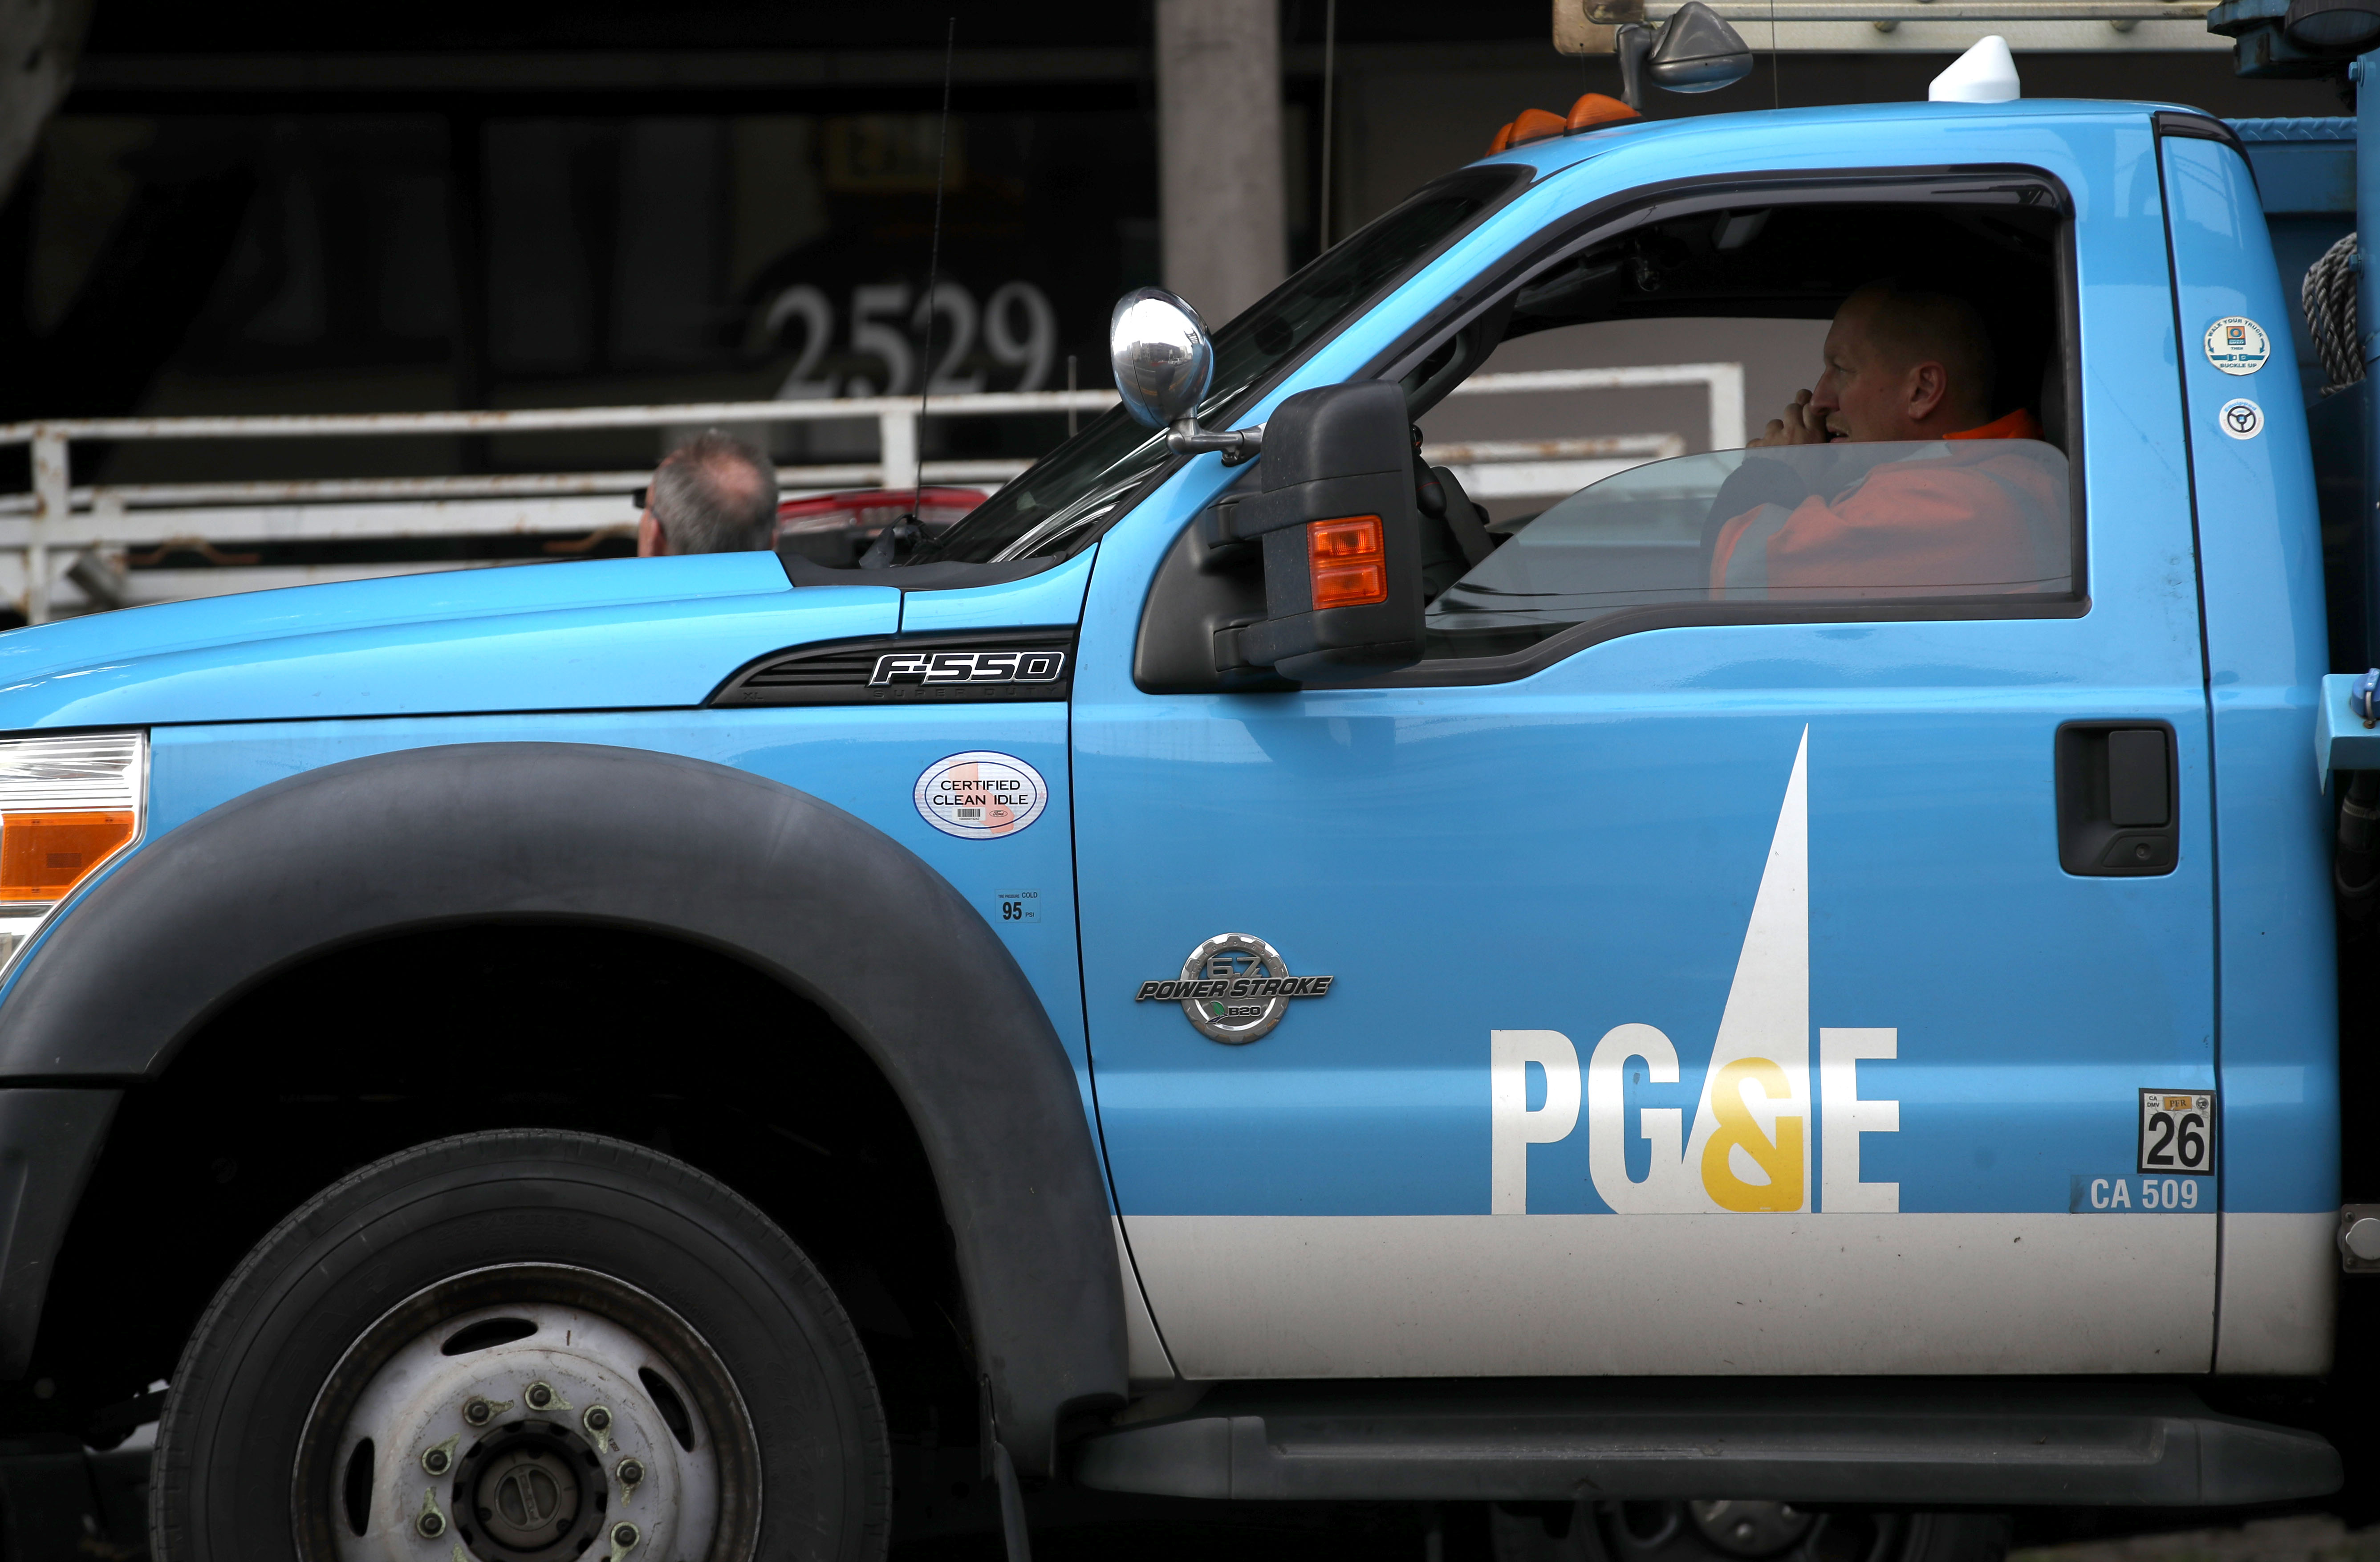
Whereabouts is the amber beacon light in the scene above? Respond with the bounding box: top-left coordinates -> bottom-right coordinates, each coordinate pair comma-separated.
0,732 -> 145,975
1309,516 -> 1389,609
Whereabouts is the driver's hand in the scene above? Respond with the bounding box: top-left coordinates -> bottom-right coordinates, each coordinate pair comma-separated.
1750,389 -> 1831,447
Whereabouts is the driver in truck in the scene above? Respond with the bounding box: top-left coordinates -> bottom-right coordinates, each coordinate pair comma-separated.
1713,278 -> 2058,598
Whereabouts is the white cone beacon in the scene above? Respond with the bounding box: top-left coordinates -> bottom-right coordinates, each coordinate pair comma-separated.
1929,35 -> 2021,103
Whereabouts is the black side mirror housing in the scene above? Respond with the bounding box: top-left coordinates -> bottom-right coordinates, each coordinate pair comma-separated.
1197,382 -> 1425,682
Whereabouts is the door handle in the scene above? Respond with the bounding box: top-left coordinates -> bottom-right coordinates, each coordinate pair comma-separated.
2055,722 -> 2178,876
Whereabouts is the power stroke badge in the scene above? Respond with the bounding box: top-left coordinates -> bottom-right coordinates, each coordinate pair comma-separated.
1135,933 -> 1334,1044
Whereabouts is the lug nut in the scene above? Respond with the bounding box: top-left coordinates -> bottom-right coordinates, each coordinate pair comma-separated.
417,1511 -> 447,1539
525,1382 -> 554,1410
616,1458 -> 644,1486
584,1405 -> 611,1433
463,1397 -> 494,1427
611,1521 -> 640,1550
421,1447 -> 451,1475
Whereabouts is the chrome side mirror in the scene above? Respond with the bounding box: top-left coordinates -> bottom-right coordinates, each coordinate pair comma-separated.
1109,286 -> 1263,463
1615,1 -> 1753,107
1112,287 -> 1211,428
1648,1 -> 1753,92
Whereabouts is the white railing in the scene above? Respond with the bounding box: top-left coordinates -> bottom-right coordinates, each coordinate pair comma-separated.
0,363 -> 1742,622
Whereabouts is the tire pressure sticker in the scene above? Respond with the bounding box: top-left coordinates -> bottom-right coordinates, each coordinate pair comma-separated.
2218,398 -> 2263,440
2204,316 -> 2270,376
913,752 -> 1048,840
2137,1088 -> 2215,1176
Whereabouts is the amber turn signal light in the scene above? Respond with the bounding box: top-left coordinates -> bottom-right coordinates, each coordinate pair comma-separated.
1309,516 -> 1388,609
0,811 -> 138,901
0,732 -> 146,977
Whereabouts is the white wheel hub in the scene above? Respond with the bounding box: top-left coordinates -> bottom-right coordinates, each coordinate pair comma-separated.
318,1296 -> 726,1562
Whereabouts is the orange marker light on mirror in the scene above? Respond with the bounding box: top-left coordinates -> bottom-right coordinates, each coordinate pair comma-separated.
0,732 -> 145,976
1309,516 -> 1388,609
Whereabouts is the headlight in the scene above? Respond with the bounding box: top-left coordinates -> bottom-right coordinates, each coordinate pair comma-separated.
0,732 -> 145,976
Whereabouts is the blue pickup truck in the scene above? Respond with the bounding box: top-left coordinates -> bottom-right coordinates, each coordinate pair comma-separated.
0,28 -> 2373,1562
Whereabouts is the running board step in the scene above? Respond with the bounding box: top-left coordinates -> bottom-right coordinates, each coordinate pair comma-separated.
1072,1381 -> 2340,1507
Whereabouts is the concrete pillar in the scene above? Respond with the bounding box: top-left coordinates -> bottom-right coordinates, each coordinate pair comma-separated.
1156,0 -> 1286,326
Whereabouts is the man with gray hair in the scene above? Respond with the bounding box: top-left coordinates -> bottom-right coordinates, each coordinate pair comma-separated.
636,431 -> 780,555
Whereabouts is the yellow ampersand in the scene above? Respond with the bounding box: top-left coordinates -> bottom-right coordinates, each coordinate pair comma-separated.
1700,1057 -> 1805,1212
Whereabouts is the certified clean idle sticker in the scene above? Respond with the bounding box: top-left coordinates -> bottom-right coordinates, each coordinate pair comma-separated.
2138,1088 -> 2216,1176
913,752 -> 1048,839
2203,316 -> 2270,376
2218,398 -> 2264,440
1135,932 -> 1334,1044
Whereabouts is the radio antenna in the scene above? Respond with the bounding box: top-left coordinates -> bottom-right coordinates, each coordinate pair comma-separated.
862,13 -> 955,568
1770,0 -> 1781,108
916,14 -> 958,493
1319,0 -> 1338,250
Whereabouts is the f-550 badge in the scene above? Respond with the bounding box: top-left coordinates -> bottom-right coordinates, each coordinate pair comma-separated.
871,649 -> 1065,686
1136,933 -> 1334,1044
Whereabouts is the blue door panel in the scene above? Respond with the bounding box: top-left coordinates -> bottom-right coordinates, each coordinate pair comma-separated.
1083,673 -> 2213,1218
1072,109 -> 2222,1374
2160,134 -> 2340,1216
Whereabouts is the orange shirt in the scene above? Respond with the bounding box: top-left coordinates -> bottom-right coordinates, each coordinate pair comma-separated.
1709,410 -> 2062,599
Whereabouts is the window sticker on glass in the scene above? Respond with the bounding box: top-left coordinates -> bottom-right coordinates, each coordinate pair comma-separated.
2136,1088 -> 2215,1176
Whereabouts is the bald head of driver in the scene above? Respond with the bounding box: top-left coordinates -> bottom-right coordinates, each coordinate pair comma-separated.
1756,281 -> 1997,446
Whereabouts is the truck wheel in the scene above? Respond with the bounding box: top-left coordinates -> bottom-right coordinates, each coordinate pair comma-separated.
1588,1503 -> 2007,1562
1495,1501 -> 2010,1562
150,1130 -> 889,1562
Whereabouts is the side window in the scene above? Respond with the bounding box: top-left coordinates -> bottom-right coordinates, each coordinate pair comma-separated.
1427,439 -> 2072,655
1401,192 -> 2076,666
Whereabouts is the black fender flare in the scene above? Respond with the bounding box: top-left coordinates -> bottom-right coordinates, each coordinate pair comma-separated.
0,741 -> 1125,1473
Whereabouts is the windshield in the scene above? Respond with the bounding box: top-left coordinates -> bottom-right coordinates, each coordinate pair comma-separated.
1425,438 -> 2074,659
913,164 -> 1529,565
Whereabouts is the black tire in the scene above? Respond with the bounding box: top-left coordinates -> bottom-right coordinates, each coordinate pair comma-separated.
1494,1501 -> 2010,1562
150,1129 -> 889,1562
